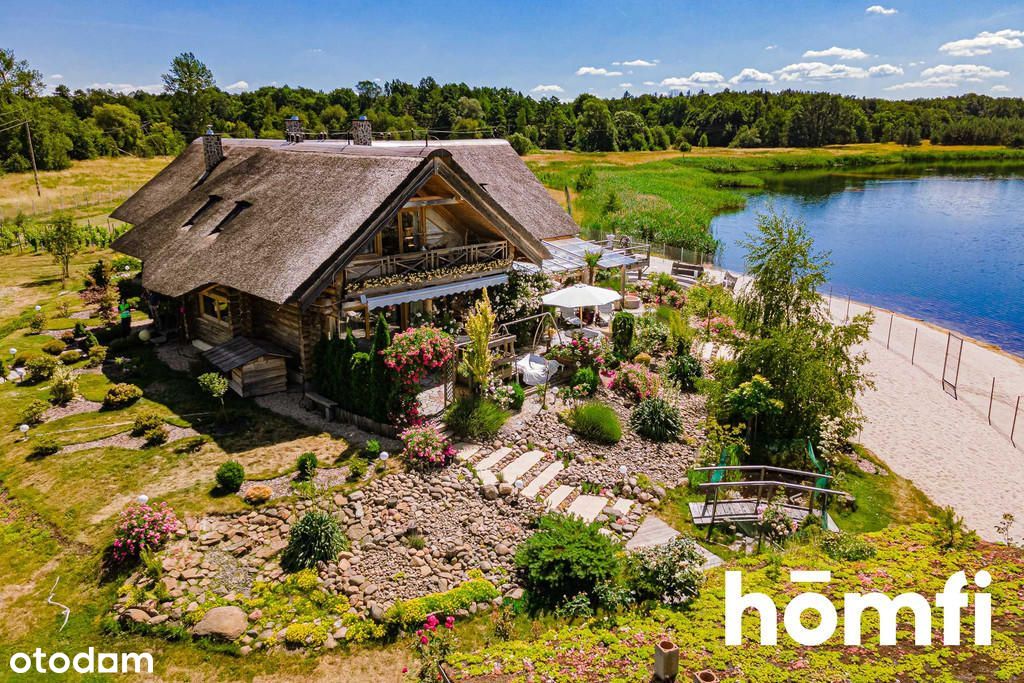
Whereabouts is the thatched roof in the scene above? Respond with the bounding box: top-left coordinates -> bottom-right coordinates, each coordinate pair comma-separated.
112,138 -> 576,305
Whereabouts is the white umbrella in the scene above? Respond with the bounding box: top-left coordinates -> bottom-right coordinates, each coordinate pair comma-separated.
540,284 -> 621,308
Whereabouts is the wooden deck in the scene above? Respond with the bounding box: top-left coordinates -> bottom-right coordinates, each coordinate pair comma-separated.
688,499 -> 840,532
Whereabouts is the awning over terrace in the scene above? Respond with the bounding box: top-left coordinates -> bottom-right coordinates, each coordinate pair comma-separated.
360,273 -> 509,310
515,236 -> 645,275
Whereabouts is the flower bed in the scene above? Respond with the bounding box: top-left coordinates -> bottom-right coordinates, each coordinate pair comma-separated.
112,501 -> 179,563
609,363 -> 662,402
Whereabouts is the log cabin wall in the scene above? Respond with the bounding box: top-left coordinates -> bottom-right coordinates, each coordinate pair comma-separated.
186,290 -> 233,346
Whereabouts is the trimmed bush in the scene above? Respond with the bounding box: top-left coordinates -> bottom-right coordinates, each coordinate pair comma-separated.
363,439 -> 381,459
630,397 -> 682,442
143,425 -> 168,447
610,363 -> 661,401
103,383 -> 142,409
29,311 -> 46,334
243,485 -> 273,505
111,501 -> 179,563
85,345 -> 107,368
383,577 -> 499,632
12,351 -> 38,368
571,366 -> 599,397
514,514 -> 622,609
633,352 -> 652,366
58,349 -> 82,365
297,451 -> 319,480
611,312 -> 635,358
41,339 -> 66,356
347,458 -> 367,481
48,364 -> 79,405
568,401 -> 622,444
445,397 -> 509,439
281,510 -> 348,572
31,436 -> 60,458
666,350 -> 702,391
20,399 -> 50,426
23,355 -> 59,383
216,460 -> 245,493
72,321 -> 88,338
131,410 -> 163,436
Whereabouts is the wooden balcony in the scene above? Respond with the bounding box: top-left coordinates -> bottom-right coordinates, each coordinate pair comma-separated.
344,240 -> 510,285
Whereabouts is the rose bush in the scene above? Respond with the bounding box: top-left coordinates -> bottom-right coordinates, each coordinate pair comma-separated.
382,326 -> 455,425
610,363 -> 661,401
112,501 -> 179,563
400,424 -> 456,468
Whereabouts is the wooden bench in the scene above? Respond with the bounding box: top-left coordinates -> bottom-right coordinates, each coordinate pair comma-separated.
304,391 -> 338,421
671,261 -> 704,280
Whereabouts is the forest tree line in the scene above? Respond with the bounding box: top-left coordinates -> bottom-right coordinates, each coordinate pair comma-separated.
2,48 -> 1024,173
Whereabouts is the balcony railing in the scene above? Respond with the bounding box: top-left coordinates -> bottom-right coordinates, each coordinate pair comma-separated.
345,240 -> 510,285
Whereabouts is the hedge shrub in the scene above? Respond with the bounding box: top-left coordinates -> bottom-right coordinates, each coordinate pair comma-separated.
58,349 -> 82,365
24,355 -> 59,383
297,451 -> 318,480
383,575 -> 499,632
41,339 -> 66,356
131,411 -> 163,436
571,366 -> 599,397
445,397 -> 509,439
215,460 -> 245,492
103,383 -> 142,408
666,350 -> 702,391
20,399 -> 50,426
281,511 -> 348,572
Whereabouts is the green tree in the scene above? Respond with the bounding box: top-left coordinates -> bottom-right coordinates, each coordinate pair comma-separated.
573,99 -> 617,151
198,372 -> 230,420
459,289 -> 496,391
162,52 -> 215,138
91,103 -> 143,153
613,110 -> 648,151
370,315 -> 392,420
42,213 -> 82,285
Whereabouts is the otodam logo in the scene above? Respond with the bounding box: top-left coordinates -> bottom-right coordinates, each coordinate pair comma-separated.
725,569 -> 992,646
7,648 -> 153,675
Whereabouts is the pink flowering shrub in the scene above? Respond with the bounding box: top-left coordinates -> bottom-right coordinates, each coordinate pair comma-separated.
549,333 -> 609,370
694,314 -> 739,342
410,615 -> 456,681
636,274 -> 686,308
382,326 -> 456,425
610,363 -> 661,401
400,424 -> 456,468
112,501 -> 179,563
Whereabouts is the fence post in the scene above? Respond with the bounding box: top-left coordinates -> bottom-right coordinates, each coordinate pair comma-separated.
886,312 -> 894,350
1011,396 -> 1021,448
988,378 -> 996,425
845,296 -> 851,322
911,328 -> 918,365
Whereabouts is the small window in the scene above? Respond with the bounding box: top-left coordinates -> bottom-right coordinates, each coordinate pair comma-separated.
211,200 -> 251,235
200,288 -> 231,324
183,195 -> 221,229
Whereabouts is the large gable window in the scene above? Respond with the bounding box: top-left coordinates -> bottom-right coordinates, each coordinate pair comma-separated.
200,287 -> 231,324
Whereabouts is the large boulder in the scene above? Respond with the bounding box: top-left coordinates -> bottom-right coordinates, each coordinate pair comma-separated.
191,606 -> 247,640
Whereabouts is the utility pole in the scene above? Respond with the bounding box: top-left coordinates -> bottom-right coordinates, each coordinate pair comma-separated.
24,120 -> 41,197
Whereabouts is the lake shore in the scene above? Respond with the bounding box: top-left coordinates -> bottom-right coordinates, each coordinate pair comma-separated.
649,256 -> 1024,540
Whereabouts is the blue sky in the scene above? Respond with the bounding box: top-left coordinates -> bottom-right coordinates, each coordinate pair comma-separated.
2,0 -> 1023,99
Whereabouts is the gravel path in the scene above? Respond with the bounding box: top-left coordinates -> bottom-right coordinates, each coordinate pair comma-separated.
238,466 -> 351,501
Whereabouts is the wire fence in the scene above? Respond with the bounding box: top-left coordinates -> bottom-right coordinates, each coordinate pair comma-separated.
0,185 -> 141,221
826,293 -> 1024,451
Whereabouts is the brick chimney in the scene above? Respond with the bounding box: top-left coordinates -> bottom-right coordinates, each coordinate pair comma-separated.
351,116 -> 372,146
202,127 -> 223,172
284,115 -> 305,143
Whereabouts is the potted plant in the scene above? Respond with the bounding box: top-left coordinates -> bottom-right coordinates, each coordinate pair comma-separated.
654,640 -> 679,681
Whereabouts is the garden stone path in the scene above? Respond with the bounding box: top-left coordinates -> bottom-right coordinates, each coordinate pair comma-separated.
626,516 -> 724,570
566,494 -> 609,523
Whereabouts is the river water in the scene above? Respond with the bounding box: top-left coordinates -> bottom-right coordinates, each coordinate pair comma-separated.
710,165 -> 1024,356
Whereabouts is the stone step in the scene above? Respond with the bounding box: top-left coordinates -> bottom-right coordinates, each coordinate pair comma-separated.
477,470 -> 498,487
544,485 -> 574,511
454,442 -> 482,462
566,495 -> 609,523
521,461 -> 565,499
474,447 -> 513,470
611,498 -> 635,516
500,450 -> 545,486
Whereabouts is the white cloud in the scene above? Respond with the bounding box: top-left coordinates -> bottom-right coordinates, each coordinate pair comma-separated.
764,44 -> 778,51
802,46 -> 870,60
576,66 -> 623,76
868,64 -> 904,76
940,29 -> 1024,57
612,59 -> 658,67
48,74 -> 63,80
885,63 -> 1010,90
660,72 -> 726,90
729,68 -> 775,85
618,82 -> 633,88
89,82 -> 162,94
991,84 -> 1011,93
642,80 -> 657,86
531,84 -> 564,93
776,62 -> 869,81
224,80 -> 249,92
866,5 -> 898,15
